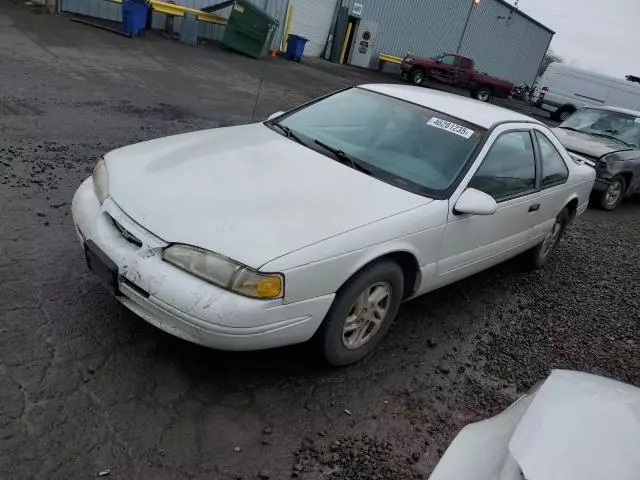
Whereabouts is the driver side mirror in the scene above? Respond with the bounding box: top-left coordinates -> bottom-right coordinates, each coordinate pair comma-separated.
454,188 -> 498,216
267,111 -> 285,121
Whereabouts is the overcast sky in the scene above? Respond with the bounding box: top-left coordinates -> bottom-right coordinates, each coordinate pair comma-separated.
506,0 -> 640,78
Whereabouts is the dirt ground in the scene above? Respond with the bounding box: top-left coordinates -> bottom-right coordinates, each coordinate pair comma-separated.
1,3 -> 638,479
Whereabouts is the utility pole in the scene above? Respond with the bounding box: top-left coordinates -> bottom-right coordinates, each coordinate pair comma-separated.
456,0 -> 479,54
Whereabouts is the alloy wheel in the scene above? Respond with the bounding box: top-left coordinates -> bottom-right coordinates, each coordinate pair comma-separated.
477,90 -> 490,102
542,218 -> 563,258
605,180 -> 623,208
342,282 -> 392,350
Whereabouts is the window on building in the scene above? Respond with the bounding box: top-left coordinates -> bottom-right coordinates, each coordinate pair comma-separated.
535,131 -> 569,188
469,131 -> 537,200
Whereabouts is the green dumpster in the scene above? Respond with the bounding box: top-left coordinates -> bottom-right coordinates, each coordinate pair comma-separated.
222,0 -> 279,59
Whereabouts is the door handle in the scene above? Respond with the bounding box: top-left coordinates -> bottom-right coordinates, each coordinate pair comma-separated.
528,204 -> 540,212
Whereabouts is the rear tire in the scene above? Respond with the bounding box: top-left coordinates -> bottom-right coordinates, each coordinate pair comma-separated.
409,68 -> 426,86
527,208 -> 570,269
596,175 -> 626,211
316,261 -> 404,366
473,87 -> 492,102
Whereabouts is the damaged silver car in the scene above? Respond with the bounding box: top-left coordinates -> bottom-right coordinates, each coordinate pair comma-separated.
553,106 -> 640,210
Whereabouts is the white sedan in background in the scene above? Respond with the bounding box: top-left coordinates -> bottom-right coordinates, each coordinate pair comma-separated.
430,370 -> 640,480
72,85 -> 595,366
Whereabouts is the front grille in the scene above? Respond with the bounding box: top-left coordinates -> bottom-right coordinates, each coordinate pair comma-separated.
110,216 -> 142,247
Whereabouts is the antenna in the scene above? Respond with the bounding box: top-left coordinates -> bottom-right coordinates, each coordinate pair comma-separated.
250,56 -> 270,122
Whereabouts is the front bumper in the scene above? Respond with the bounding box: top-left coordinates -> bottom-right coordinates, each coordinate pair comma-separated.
71,178 -> 334,351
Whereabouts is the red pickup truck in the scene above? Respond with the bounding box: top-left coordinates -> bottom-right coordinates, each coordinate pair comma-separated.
400,53 -> 514,102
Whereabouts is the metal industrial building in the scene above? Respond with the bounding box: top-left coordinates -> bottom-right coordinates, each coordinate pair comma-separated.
60,0 -> 553,83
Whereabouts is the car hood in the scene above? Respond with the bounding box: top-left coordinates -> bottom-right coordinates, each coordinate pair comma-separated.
106,123 -> 429,268
552,128 -> 631,158
509,370 -> 640,480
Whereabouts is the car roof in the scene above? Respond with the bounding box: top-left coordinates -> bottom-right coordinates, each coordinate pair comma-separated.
358,84 -> 541,129
581,105 -> 640,116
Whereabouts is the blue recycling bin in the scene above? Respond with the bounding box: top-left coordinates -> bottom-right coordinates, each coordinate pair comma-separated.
122,0 -> 149,37
285,34 -> 309,62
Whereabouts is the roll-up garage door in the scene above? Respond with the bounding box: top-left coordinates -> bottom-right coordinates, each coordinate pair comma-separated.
288,0 -> 338,57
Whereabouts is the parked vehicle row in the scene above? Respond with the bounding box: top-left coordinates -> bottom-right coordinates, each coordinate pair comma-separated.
72,84 -> 598,365
400,52 -> 514,103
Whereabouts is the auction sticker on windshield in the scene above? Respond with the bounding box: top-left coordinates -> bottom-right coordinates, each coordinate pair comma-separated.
427,117 -> 475,139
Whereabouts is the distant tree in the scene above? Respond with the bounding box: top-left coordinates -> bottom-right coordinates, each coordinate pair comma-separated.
626,75 -> 640,84
538,49 -> 564,77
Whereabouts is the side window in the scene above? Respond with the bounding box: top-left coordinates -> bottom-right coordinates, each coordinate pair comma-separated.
459,58 -> 472,69
535,132 -> 569,188
469,131 -> 537,201
440,55 -> 456,66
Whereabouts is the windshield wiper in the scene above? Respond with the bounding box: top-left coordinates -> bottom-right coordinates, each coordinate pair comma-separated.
558,126 -> 585,133
313,139 -> 371,175
590,132 -> 632,147
270,122 -> 306,145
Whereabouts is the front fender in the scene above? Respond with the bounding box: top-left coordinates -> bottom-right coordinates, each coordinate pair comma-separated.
596,152 -> 640,194
262,201 -> 449,304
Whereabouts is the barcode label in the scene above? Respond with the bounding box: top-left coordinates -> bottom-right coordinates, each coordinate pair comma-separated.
427,117 -> 475,139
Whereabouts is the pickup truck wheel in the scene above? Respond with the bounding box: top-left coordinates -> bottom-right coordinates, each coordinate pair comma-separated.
409,68 -> 425,86
316,261 -> 404,366
597,175 -> 626,211
473,87 -> 492,102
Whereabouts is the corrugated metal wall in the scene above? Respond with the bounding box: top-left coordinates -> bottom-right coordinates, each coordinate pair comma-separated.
342,0 -> 552,84
458,1 -> 552,84
59,0 -> 290,49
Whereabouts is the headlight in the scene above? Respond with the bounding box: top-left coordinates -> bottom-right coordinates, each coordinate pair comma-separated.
93,157 -> 109,204
403,56 -> 413,63
163,244 -> 284,299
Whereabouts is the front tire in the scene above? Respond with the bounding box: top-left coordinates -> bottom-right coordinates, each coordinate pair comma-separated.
596,176 -> 626,211
527,208 -> 570,269
409,68 -> 426,85
317,261 -> 404,366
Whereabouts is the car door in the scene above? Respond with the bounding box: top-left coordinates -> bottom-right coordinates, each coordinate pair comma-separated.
436,127 -> 541,286
455,57 -> 473,88
432,54 -> 458,84
528,129 -> 572,241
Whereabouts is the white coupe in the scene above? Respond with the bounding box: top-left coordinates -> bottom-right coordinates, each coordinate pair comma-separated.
72,85 -> 595,365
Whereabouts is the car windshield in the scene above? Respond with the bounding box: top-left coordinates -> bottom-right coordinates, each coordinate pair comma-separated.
274,88 -> 486,196
560,109 -> 640,148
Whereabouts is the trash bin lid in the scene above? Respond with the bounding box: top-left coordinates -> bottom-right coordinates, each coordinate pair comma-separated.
288,34 -> 309,43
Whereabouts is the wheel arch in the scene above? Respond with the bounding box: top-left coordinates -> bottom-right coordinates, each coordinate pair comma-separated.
618,172 -> 633,195
336,250 -> 421,300
564,196 -> 579,220
476,84 -> 494,94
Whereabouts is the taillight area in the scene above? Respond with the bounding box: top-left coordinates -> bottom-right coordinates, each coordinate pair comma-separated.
539,86 -> 548,100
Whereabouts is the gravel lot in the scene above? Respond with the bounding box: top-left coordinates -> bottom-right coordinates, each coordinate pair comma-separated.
1,3 -> 638,479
